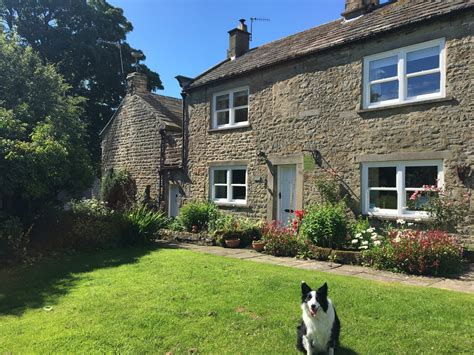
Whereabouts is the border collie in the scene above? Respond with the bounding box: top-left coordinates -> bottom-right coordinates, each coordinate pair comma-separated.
296,281 -> 340,355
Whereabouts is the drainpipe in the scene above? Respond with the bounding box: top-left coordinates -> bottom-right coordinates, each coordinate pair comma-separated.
180,91 -> 188,173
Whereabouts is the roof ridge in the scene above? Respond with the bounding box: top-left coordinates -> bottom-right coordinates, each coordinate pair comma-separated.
188,0 -> 472,89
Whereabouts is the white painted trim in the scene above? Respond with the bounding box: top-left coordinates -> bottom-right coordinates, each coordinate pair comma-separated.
363,38 -> 446,109
361,159 -> 443,218
212,86 -> 249,129
210,165 -> 247,205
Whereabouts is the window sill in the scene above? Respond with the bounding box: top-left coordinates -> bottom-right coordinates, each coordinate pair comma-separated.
213,202 -> 249,208
208,124 -> 251,133
364,214 -> 430,223
358,96 -> 454,113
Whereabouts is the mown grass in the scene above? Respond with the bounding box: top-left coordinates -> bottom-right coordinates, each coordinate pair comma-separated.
0,246 -> 473,354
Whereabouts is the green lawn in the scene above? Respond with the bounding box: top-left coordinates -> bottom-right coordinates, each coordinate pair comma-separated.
0,246 -> 473,354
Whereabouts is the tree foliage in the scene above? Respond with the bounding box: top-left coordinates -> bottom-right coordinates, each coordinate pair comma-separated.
0,34 -> 93,218
0,0 -> 163,164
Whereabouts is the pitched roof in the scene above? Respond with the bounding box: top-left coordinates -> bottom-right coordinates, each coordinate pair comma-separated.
100,92 -> 182,136
187,0 -> 473,89
137,92 -> 182,131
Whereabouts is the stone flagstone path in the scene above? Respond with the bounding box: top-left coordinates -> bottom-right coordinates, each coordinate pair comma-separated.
157,240 -> 474,294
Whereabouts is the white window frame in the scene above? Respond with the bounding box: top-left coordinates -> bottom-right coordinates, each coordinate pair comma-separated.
210,166 -> 247,205
361,160 -> 443,218
363,38 -> 446,109
212,87 -> 249,129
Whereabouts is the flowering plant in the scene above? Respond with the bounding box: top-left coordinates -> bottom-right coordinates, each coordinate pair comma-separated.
261,221 -> 300,257
291,210 -> 305,233
408,185 -> 469,232
350,226 -> 383,250
363,229 -> 464,276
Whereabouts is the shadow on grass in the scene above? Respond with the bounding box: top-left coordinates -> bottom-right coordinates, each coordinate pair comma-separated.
338,346 -> 359,355
0,245 -> 160,316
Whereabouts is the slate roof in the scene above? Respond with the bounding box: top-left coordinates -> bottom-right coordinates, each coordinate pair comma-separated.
137,92 -> 182,131
187,0 -> 473,89
100,92 -> 182,136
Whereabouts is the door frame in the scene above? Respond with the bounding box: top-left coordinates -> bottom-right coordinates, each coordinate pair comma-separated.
266,154 -> 304,222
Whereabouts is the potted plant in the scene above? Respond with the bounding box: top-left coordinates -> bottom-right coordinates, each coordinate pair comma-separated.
223,231 -> 241,248
252,238 -> 265,252
250,226 -> 265,252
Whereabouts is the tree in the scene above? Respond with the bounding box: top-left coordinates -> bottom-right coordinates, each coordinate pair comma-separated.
0,33 -> 94,219
0,0 -> 163,165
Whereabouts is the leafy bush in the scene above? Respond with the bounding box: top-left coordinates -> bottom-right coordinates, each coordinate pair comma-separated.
408,185 -> 469,232
177,201 -> 219,232
348,219 -> 383,251
167,218 -> 184,232
0,216 -> 31,264
261,221 -> 300,257
362,229 -> 464,276
100,168 -> 137,210
300,202 -> 348,249
315,175 -> 342,204
125,205 -> 167,244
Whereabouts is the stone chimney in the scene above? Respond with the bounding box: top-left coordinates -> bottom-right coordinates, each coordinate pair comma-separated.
227,19 -> 250,59
342,0 -> 380,20
126,72 -> 148,94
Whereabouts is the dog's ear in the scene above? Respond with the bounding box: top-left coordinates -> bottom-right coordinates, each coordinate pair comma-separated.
301,281 -> 312,296
317,282 -> 328,297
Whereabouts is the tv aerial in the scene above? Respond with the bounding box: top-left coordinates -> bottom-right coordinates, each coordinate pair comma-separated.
250,17 -> 270,41
131,51 -> 144,72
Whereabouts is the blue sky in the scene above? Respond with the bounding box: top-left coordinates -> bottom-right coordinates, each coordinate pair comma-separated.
110,0 -> 343,98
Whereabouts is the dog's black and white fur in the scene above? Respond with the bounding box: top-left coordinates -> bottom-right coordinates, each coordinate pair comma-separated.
296,281 -> 340,355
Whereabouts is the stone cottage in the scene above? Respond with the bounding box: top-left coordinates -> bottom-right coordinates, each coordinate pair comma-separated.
101,72 -> 185,216
177,0 -> 473,244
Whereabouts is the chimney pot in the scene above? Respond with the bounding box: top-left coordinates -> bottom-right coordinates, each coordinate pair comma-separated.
227,19 -> 250,59
342,0 -> 380,20
126,72 -> 148,94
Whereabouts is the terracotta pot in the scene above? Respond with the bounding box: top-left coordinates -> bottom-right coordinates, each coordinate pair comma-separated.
225,238 -> 241,248
252,241 -> 266,252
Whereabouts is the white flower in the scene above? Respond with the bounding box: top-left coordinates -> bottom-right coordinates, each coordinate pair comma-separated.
355,233 -> 361,238
367,228 -> 375,233
407,222 -> 414,227
359,245 -> 369,250
373,240 -> 381,246
351,239 -> 358,244
371,235 -> 378,240
396,219 -> 406,225
394,236 -> 401,243
361,240 -> 369,245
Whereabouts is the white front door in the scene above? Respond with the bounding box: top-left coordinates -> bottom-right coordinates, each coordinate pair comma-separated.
277,165 -> 297,225
168,184 -> 180,217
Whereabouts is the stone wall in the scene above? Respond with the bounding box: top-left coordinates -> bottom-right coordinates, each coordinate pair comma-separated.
101,95 -> 163,199
183,13 -> 473,245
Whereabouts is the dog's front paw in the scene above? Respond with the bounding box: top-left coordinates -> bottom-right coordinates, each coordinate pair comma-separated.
302,336 -> 312,355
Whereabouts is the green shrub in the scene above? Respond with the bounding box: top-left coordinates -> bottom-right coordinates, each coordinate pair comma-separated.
100,168 -> 137,210
315,175 -> 342,204
125,205 -> 167,244
362,229 -> 464,276
177,201 -> 218,232
300,202 -> 348,249
0,216 -> 31,264
167,218 -> 184,232
261,221 -> 299,257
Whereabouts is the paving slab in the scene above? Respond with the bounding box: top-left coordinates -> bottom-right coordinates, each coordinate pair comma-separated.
156,241 -> 473,294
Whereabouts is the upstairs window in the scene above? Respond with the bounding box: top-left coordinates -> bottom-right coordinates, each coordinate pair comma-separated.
210,166 -> 247,205
363,39 -> 445,109
361,160 -> 443,218
212,87 -> 249,129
